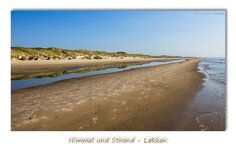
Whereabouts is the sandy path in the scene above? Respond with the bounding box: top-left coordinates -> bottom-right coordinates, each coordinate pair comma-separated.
11,59 -> 203,131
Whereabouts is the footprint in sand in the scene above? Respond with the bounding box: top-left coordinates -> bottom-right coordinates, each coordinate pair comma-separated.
76,100 -> 86,105
89,97 -> 95,100
23,118 -> 39,125
110,115 -> 117,120
122,101 -> 127,105
110,109 -> 117,112
79,124 -> 90,130
113,100 -> 120,103
62,108 -> 72,111
40,116 -> 48,120
112,93 -> 120,96
92,117 -> 98,124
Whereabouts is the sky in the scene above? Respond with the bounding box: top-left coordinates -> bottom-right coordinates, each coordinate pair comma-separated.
11,10 -> 225,57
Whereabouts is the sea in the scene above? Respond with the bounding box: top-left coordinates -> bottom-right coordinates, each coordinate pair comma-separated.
174,57 -> 226,131
194,57 -> 226,130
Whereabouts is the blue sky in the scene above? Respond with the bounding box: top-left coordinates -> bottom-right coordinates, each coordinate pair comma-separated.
11,10 -> 225,57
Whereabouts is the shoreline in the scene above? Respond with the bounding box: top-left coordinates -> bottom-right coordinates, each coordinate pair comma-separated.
11,57 -> 180,75
11,59 -> 203,131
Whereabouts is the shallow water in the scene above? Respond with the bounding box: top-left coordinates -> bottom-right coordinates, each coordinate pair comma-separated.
194,58 -> 226,130
11,59 -> 185,91
172,58 -> 226,131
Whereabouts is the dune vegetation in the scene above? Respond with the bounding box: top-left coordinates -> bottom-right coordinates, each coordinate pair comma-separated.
11,47 -> 160,61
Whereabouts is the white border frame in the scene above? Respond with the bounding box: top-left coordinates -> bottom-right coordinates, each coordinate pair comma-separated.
0,0 -> 235,149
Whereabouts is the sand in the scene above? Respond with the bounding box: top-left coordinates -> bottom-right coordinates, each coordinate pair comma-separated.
11,57 -> 176,75
11,59 -> 203,131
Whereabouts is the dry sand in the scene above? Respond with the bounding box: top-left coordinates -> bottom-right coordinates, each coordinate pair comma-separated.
11,57 -> 175,75
11,59 -> 203,131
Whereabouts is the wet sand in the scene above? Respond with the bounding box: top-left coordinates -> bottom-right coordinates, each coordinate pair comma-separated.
11,59 -> 203,131
11,57 -> 173,75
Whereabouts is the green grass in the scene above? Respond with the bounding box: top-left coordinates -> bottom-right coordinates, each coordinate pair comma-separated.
11,47 -> 155,60
11,47 -> 182,61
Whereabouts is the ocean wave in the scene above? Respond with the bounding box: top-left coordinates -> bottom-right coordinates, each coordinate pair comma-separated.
218,87 -> 226,100
196,111 -> 225,131
195,58 -> 226,131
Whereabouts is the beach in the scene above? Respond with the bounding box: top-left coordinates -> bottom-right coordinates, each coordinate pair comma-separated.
11,59 -> 203,131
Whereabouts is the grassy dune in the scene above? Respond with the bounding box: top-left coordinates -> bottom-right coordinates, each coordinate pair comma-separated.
11,47 -> 160,60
